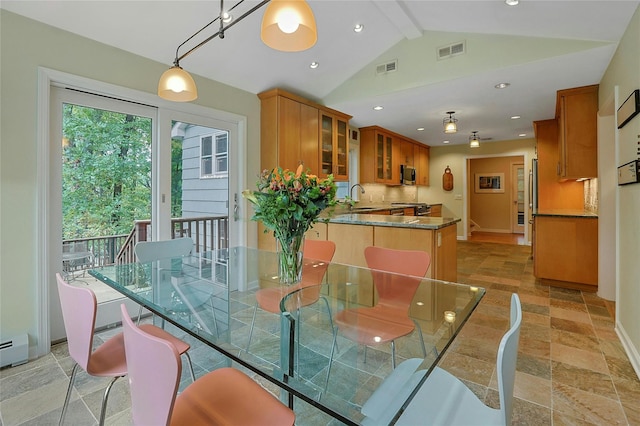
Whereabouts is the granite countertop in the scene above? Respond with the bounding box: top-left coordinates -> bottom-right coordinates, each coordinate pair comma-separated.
329,213 -> 460,230
533,209 -> 598,218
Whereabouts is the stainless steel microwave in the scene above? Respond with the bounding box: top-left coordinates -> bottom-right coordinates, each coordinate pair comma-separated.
400,165 -> 416,185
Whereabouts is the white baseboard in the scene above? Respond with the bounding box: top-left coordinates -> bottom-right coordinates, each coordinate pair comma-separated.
616,321 -> 640,380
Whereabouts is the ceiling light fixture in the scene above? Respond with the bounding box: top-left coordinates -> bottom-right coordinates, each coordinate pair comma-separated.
505,0 -> 519,5
511,115 -> 521,120
469,131 -> 480,148
443,111 -> 458,134
495,82 -> 510,89
158,0 -> 317,102
373,106 -> 384,111
354,24 -> 364,33
417,127 -> 425,131
309,61 -> 319,69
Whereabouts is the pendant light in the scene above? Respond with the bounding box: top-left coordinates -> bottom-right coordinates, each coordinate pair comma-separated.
158,0 -> 317,102
158,65 -> 198,102
469,131 -> 480,148
443,111 -> 458,134
261,0 -> 317,52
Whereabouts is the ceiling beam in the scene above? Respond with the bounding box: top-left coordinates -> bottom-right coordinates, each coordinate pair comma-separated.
371,0 -> 422,40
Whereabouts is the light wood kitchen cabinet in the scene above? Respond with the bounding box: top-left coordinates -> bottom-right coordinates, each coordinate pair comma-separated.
360,126 -> 397,184
428,204 -> 442,217
399,139 -> 414,166
319,111 -> 350,181
415,144 -> 430,186
360,126 -> 429,185
534,215 -> 598,290
556,84 -> 598,180
533,119 -> 584,210
259,88 -> 351,181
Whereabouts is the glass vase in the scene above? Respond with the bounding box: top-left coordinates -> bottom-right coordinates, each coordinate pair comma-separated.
276,233 -> 305,285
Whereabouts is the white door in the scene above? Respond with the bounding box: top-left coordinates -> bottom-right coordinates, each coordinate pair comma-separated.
511,163 -> 525,234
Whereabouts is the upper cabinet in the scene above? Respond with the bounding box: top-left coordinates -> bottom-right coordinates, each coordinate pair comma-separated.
258,89 -> 351,181
414,144 -> 430,186
360,125 -> 430,186
556,84 -> 599,180
319,111 -> 349,181
360,126 -> 397,184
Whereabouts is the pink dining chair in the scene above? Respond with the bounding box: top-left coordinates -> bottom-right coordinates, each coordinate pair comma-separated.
326,246 -> 430,388
120,304 -> 296,426
55,273 -> 194,425
246,239 -> 336,353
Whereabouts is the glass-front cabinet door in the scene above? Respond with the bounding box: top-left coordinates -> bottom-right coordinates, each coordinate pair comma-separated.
319,112 -> 349,181
374,131 -> 393,183
320,113 -> 334,176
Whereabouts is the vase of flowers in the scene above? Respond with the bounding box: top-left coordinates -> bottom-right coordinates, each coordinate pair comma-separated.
243,165 -> 337,284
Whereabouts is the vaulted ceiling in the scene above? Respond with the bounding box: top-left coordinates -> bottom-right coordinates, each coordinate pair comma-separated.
3,0 -> 638,146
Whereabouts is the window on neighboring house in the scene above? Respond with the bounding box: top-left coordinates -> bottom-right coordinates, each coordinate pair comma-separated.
201,132 -> 228,178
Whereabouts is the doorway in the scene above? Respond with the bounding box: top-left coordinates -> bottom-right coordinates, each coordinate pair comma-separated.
43,75 -> 246,349
466,154 -> 528,244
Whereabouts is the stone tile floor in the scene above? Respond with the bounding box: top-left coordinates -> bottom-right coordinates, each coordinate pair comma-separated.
1,240 -> 638,425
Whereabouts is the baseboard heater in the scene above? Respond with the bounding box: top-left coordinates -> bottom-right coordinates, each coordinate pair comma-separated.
0,333 -> 29,368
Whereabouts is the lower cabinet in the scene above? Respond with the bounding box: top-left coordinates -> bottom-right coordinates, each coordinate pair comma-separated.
534,216 -> 598,289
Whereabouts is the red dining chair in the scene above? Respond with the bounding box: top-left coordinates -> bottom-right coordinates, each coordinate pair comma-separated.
56,273 -> 194,425
325,247 -> 430,390
246,239 -> 336,353
120,304 -> 296,426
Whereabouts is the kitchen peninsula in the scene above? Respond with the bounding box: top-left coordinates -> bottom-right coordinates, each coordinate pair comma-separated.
321,214 -> 460,282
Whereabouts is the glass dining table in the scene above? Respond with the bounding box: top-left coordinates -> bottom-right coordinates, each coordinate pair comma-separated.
89,246 -> 484,425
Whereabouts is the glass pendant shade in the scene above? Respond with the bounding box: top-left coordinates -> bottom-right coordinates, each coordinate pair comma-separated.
443,111 -> 458,134
444,121 -> 457,133
469,132 -> 480,148
157,66 -> 198,102
261,0 -> 317,52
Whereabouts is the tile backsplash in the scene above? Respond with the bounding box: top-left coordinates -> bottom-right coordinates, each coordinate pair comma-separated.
355,184 -> 418,205
584,178 -> 598,213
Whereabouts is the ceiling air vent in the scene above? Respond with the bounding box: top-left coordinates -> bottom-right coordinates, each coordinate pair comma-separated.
376,60 -> 398,75
437,41 -> 466,60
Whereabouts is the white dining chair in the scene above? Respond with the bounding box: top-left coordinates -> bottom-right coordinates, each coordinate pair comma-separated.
394,293 -> 522,426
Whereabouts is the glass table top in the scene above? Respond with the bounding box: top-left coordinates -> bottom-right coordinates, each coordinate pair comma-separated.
90,246 -> 484,425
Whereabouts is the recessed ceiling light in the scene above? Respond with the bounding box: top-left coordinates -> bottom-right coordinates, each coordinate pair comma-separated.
511,115 -> 521,120
373,106 -> 383,111
495,82 -> 510,89
505,0 -> 519,5
354,24 -> 364,33
417,127 -> 425,131
309,62 -> 319,69
443,140 -> 450,144
519,133 -> 527,137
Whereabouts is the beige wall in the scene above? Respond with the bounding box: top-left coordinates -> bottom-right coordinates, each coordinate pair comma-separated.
0,11 -> 261,351
418,138 -> 536,238
599,5 -> 640,377
469,156 -> 523,232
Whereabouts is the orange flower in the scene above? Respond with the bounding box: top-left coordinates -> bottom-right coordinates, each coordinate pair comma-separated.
295,164 -> 304,178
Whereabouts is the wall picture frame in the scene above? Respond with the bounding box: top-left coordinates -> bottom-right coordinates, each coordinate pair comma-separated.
475,173 -> 504,193
617,89 -> 640,129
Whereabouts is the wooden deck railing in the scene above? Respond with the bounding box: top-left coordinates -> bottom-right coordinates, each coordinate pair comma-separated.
63,215 -> 229,269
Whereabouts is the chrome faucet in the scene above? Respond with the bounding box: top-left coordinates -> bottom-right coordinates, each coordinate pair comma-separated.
350,183 -> 365,202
